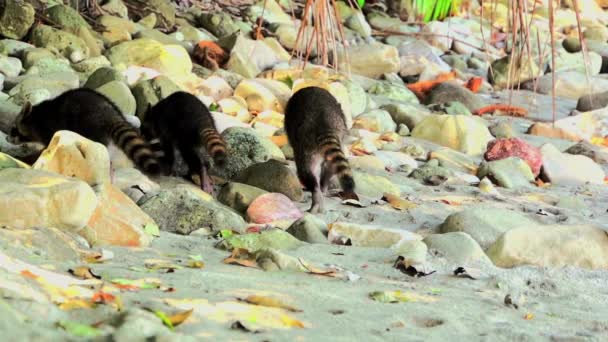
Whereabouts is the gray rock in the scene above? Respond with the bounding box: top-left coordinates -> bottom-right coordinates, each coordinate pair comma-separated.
218,127 -> 275,179
30,25 -> 89,62
84,66 -> 126,89
423,232 -> 492,265
8,72 -> 79,106
477,157 -> 535,189
540,143 -> 605,185
132,75 -> 181,118
368,81 -> 418,104
198,12 -> 240,39
286,214 -> 328,244
409,159 -> 453,181
21,48 -> 58,69
0,55 -> 21,78
234,159 -> 303,201
576,90 -> 608,111
564,141 -> 608,164
96,80 -> 137,116
424,81 -> 483,112
489,121 -> 515,139
46,4 -> 91,30
0,39 -> 34,57
217,181 -> 268,215
353,109 -> 397,133
380,102 -> 431,130
440,207 -> 538,250
139,184 -> 247,235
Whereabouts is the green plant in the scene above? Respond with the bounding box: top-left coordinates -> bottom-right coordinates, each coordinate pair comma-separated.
415,0 -> 453,22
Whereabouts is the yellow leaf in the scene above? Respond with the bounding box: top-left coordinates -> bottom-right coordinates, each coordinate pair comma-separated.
68,267 -> 100,280
382,193 -> 417,211
279,314 -> 305,328
59,299 -> 95,310
168,309 -> 194,327
524,313 -> 534,320
243,295 -> 302,312
187,260 -> 205,269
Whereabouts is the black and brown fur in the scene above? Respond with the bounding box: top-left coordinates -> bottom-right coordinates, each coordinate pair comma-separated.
10,88 -> 161,175
284,86 -> 356,214
141,91 -> 227,194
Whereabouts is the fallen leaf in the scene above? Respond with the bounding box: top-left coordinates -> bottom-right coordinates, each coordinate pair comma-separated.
231,320 -> 262,333
270,135 -> 288,147
144,259 -> 182,271
453,266 -> 481,280
68,267 -> 101,280
84,249 -> 114,263
187,260 -> 205,269
298,258 -> 341,278
441,199 -> 461,206
154,310 -> 174,330
369,290 -> 437,303
393,256 -> 436,278
279,313 -> 305,328
58,320 -> 101,338
241,295 -> 302,312
223,248 -> 260,269
218,229 -> 235,239
91,291 -> 115,304
382,193 -> 417,211
143,223 -> 160,237
59,299 -> 95,310
111,278 -> 161,290
20,269 -> 38,279
168,309 -> 194,327
524,313 -> 534,320
341,198 -> 366,208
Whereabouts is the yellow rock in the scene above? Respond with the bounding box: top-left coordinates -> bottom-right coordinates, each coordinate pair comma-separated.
328,222 -> 422,248
339,42 -> 400,79
411,115 -> 493,156
0,153 -> 30,170
32,131 -> 111,187
253,110 -> 284,128
0,168 -> 98,231
218,96 -> 252,122
98,15 -> 137,45
82,183 -> 154,247
233,78 -> 291,113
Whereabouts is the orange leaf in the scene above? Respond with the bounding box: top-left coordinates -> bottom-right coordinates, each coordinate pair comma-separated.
270,135 -> 288,147
91,291 -> 115,304
20,270 -> 38,279
223,248 -> 259,269
465,77 -> 483,93
474,104 -> 528,117
406,71 -> 456,97
382,193 -> 417,211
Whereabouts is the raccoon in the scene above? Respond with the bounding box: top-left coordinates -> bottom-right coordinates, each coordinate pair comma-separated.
284,86 -> 356,214
141,91 -> 227,194
10,88 -> 161,175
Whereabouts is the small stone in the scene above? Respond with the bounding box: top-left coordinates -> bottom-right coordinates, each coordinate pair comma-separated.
484,138 -> 543,176
97,15 -> 137,44
489,121 -> 515,139
286,214 -> 328,244
392,240 -> 428,265
132,75 -> 182,118
46,4 -> 91,30
233,78 -> 291,113
489,55 -> 540,89
0,55 -> 21,78
0,168 -> 98,232
374,151 -> 418,170
477,157 -> 535,189
565,141 -> 608,164
0,39 -> 34,57
345,11 -> 372,38
199,12 -> 240,38
328,221 -> 422,248
0,0 -> 35,39
410,159 -> 454,181
423,232 -> 492,265
424,82 -> 484,112
540,143 -> 605,185
349,155 -> 386,171
421,21 -> 453,51
233,159 -> 303,201
397,124 -> 411,136
223,34 -> 290,78
352,171 -> 400,198
400,143 -> 427,160
555,196 -> 587,211
411,115 -> 494,155
487,224 -> 608,269
340,42 -> 400,79
576,90 -> 608,111
440,207 -> 538,250
353,109 -> 397,133
381,103 -> 432,130
219,127 -> 278,179
139,184 -> 247,234
246,193 -> 303,224
217,182 -> 268,215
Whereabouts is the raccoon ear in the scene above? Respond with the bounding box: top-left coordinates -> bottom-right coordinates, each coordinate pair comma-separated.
20,102 -> 33,117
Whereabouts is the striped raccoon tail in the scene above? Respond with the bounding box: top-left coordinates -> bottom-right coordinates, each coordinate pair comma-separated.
320,134 -> 356,196
110,120 -> 162,175
199,127 -> 227,167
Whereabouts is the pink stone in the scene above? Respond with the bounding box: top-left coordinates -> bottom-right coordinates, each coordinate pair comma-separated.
485,138 -> 543,176
246,193 -> 303,224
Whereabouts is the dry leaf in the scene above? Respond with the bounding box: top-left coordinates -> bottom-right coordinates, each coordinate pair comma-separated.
230,320 -> 263,333
382,193 -> 417,211
168,309 -> 194,327
223,248 -> 260,269
241,295 -> 302,312
279,314 -> 305,328
59,299 -> 95,310
68,267 -> 101,280
341,198 -> 365,208
441,199 -> 461,206
453,266 -> 481,280
298,258 -> 341,278
91,291 -> 115,304
393,256 -> 435,278
186,260 -> 205,269
524,313 -> 534,320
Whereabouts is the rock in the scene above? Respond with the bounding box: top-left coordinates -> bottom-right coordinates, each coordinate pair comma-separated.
71,56 -> 112,77
247,0 -> 292,25
489,55 -> 540,89
139,183 -> 247,234
340,42 -> 400,79
428,147 -> 479,174
84,66 -> 125,89
423,82 -> 483,112
342,79 -> 367,117
112,309 -> 174,341
106,39 -> 192,83
477,157 -> 535,189
0,55 -> 21,78
484,137 -> 542,176
423,232 -> 492,265
398,40 -> 452,80
577,90 -> 608,111
234,159 -> 303,201
199,12 -> 240,38
217,182 -> 268,215
349,155 -> 386,171
219,127 -> 277,179
0,152 -> 29,171
487,224 -> 608,269
397,123 -> 411,136
246,193 -> 303,224
30,25 -> 89,63
533,71 -> 608,100
440,207 -> 538,250
345,12 -> 372,38
489,121 -> 515,139
353,109 -> 397,133
381,103 -> 431,130
101,0 -> 129,18
46,4 -> 91,30
132,75 -> 182,118
222,229 -> 305,252
0,168 -> 98,231
410,159 -> 454,181
112,167 -> 160,203
222,34 -> 290,78
374,151 -> 418,170
9,72 -> 80,106
95,80 -> 137,116
328,222 -> 422,248
400,143 -> 427,160
21,48 -> 57,69
198,75 -> 233,102
286,214 -> 328,244
24,56 -> 74,78
556,196 -> 587,211
368,82 -> 418,104
139,0 -> 175,27
32,131 -> 110,187
0,226 -> 84,263
565,141 -> 608,164
0,0 -> 35,39
438,101 -> 473,116
97,15 -> 137,44
352,171 -> 400,198
422,21 -> 453,51
540,143 -> 605,185
0,39 -> 34,57
527,122 -> 582,142
551,49 -> 602,75
233,78 -> 291,113
82,183 -> 154,247
412,115 -> 494,155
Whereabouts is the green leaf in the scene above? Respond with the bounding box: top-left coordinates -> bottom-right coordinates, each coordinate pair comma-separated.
356,0 -> 365,9
111,278 -> 158,289
143,223 -> 160,237
189,254 -> 204,261
219,229 -> 234,239
154,310 -> 174,330
58,321 -> 101,338
209,103 -> 220,111
279,76 -> 294,89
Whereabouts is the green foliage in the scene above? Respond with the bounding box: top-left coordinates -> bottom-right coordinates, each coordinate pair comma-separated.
415,0 -> 453,22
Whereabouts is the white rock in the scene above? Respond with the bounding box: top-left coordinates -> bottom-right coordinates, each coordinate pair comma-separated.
540,143 -> 605,185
